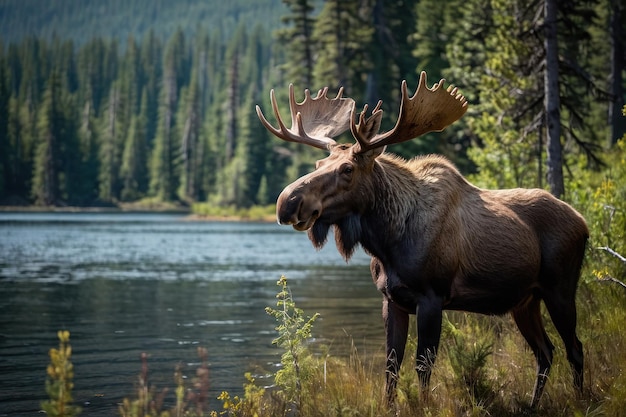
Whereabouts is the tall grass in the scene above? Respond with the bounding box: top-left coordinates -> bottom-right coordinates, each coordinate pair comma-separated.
43,278 -> 625,416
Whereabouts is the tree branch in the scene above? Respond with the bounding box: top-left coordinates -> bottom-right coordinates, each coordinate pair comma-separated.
595,246 -> 626,290
597,246 -> 626,264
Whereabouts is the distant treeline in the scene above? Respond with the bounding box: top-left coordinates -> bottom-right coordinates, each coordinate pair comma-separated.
0,0 -> 624,207
0,0 -> 290,46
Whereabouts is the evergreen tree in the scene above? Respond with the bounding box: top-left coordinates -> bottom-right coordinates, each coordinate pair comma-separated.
148,31 -> 186,201
608,0 -> 625,145
311,0 -> 373,97
176,69 -> 203,202
276,0 -> 316,89
98,82 -> 124,202
140,30 -> 163,146
76,99 -> 99,204
0,56 -> 10,199
235,86 -> 270,206
120,89 -> 149,201
31,71 -> 63,205
14,94 -> 37,201
365,0 -> 419,127
458,0 -> 604,194
544,0 -> 564,197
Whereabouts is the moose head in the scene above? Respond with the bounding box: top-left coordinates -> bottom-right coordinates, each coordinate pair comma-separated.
257,71 -> 467,243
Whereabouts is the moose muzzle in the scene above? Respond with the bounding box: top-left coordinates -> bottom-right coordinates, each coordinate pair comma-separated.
276,182 -> 322,231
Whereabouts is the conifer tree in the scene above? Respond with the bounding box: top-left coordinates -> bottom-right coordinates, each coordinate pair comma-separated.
311,0 -> 373,97
76,99 -> 99,204
140,30 -> 163,145
365,0 -> 419,133
148,32 -> 185,202
544,0 -> 564,197
120,89 -> 149,201
277,0 -> 316,89
98,82 -> 124,202
235,86 -> 270,207
0,57 -> 10,199
608,0 -> 625,145
177,68 -> 203,202
31,71 -> 63,205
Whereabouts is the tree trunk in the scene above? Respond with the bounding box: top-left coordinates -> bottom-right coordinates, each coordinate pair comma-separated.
544,0 -> 564,198
609,0 -> 625,146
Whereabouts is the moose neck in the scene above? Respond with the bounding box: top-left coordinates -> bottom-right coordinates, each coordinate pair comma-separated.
323,154 -> 470,263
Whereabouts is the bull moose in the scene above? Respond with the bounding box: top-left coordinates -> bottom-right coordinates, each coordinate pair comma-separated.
256,72 -> 588,408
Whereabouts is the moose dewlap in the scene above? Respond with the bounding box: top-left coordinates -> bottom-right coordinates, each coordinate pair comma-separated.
256,72 -> 588,409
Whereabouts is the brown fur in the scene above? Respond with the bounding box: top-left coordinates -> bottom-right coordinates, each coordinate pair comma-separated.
275,147 -> 588,408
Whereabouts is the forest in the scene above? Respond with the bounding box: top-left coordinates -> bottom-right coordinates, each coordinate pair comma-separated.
0,0 -> 624,209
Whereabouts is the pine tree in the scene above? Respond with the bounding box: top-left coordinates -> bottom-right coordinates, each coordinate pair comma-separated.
0,56 -> 10,199
31,72 -> 63,205
311,0 -> 373,97
176,68 -> 202,203
235,86 -> 270,207
76,99 -> 99,204
120,89 -> 149,201
98,82 -> 124,202
148,31 -> 185,202
456,0 -> 605,194
140,30 -> 163,146
277,0 -> 317,89
364,0 -> 420,142
608,0 -> 625,145
544,0 -> 564,197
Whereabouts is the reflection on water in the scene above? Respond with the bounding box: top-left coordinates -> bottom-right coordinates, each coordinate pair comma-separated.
0,213 -> 384,416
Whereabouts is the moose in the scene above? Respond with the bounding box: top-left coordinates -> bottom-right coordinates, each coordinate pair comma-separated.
256,72 -> 588,408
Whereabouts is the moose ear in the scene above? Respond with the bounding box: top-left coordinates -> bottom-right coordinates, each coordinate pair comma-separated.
360,144 -> 386,159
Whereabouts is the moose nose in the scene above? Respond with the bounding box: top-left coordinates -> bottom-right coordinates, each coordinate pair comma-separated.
276,192 -> 303,225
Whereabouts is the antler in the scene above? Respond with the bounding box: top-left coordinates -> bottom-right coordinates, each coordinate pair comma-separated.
351,71 -> 468,153
256,84 -> 355,150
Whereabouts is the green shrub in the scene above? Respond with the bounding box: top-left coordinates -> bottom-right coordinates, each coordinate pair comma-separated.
41,330 -> 82,417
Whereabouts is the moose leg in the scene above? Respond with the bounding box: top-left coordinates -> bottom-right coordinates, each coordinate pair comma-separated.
512,296 -> 554,408
543,294 -> 584,394
415,294 -> 443,392
383,297 -> 409,405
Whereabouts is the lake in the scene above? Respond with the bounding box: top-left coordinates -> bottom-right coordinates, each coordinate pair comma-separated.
0,212 -> 386,416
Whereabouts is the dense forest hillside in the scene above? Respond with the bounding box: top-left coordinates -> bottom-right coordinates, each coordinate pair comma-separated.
0,0 -> 624,209
0,0 -> 289,44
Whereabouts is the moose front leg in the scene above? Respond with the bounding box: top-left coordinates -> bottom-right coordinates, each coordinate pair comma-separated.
383,297 -> 410,405
415,293 -> 443,392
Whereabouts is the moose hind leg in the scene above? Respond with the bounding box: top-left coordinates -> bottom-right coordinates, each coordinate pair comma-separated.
512,296 -> 554,409
543,294 -> 584,393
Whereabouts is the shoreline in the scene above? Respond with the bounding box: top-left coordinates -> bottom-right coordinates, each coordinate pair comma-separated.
0,205 -> 277,223
0,205 -> 191,214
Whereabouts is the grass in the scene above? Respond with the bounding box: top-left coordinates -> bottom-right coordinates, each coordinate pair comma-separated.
190,203 -> 276,222
42,274 -> 626,417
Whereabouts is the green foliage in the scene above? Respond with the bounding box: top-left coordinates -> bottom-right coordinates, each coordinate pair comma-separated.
265,276 -> 320,411
191,203 -> 276,222
570,138 -> 626,286
41,330 -> 82,417
444,317 -> 495,404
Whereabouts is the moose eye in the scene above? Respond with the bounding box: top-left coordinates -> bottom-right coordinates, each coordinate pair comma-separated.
340,164 -> 354,175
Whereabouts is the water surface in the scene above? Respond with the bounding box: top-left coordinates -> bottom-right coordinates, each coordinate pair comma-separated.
0,213 -> 384,416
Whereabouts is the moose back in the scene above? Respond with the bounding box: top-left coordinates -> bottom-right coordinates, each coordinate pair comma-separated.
256,72 -> 588,408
